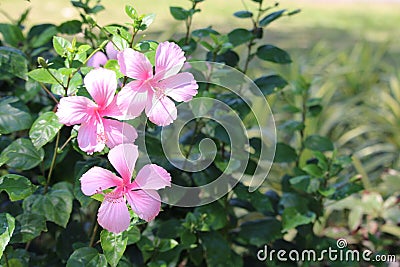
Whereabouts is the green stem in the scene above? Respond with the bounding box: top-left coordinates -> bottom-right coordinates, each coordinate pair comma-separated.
59,135 -> 73,151
296,90 -> 308,168
44,131 -> 60,194
184,2 -> 197,45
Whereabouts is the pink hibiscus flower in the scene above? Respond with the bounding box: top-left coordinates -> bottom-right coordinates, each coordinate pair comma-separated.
87,42 -> 118,67
56,68 -> 137,154
80,143 -> 171,233
117,41 -> 198,126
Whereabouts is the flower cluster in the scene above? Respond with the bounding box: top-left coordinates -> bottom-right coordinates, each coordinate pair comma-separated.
56,41 -> 198,233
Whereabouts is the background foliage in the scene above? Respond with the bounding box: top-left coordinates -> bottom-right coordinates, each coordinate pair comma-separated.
0,0 -> 399,266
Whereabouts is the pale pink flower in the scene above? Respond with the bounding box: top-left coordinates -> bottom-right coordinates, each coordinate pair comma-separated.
56,68 -> 137,154
117,41 -> 198,126
80,143 -> 171,233
87,42 -> 118,67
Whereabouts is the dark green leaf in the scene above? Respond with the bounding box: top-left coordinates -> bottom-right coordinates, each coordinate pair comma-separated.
274,143 -> 297,163
170,7 -> 189,20
0,174 -> 37,201
233,11 -> 253,18
228,28 -> 253,47
0,96 -> 32,134
278,120 -> 304,134
259,9 -> 286,27
254,74 -> 288,95
195,202 -> 227,231
0,138 -> 44,170
282,207 -> 316,231
0,46 -> 28,80
29,111 -> 63,149
237,218 -> 282,246
31,26 -> 58,48
200,232 -> 243,267
66,247 -> 107,267
0,24 -> 24,47
157,219 -> 182,239
256,44 -> 292,64
0,213 -> 15,259
11,213 -> 47,243
100,230 -> 128,267
23,182 -> 74,227
58,20 -> 82,35
304,135 -> 334,152
192,27 -> 219,38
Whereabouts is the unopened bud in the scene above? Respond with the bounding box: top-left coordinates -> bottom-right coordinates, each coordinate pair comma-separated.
37,57 -> 48,68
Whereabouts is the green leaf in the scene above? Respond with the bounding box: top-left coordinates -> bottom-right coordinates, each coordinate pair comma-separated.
180,230 -> 196,246
282,207 -> 316,231
29,111 -> 63,149
58,20 -> 82,35
274,142 -> 297,163
233,11 -> 253,18
170,7 -> 189,20
158,239 -> 178,253
23,182 -> 74,227
104,60 -> 123,78
0,46 -> 28,80
126,225 -> 140,245
227,28 -> 253,47
237,218 -> 282,246
254,74 -> 288,95
278,120 -> 304,134
0,174 -> 37,201
125,5 -> 137,19
195,202 -> 228,231
28,68 -> 63,85
53,36 -> 72,57
259,9 -> 286,27
66,247 -> 107,267
256,44 -> 292,64
304,135 -> 334,152
0,138 -> 44,170
31,26 -> 58,48
0,24 -> 24,47
100,230 -> 128,267
0,97 -> 32,134
192,27 -> 219,38
302,164 -> 324,177
11,213 -> 47,243
0,213 -> 15,259
142,13 -> 156,29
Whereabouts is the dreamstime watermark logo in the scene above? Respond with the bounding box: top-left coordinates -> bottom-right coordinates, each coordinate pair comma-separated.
124,61 -> 276,207
257,238 -> 398,263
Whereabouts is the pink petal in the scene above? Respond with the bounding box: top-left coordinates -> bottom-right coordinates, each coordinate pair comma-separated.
126,190 -> 161,222
161,72 -> 198,102
99,97 -> 124,120
56,96 -> 95,125
108,144 -> 138,183
145,95 -> 177,126
98,193 -> 130,233
132,164 -> 171,190
80,166 -> 122,196
84,68 -> 117,108
155,41 -> 185,80
105,42 -> 118,60
87,51 -> 108,67
116,81 -> 149,119
103,119 -> 138,149
118,48 -> 153,81
77,120 -> 106,154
